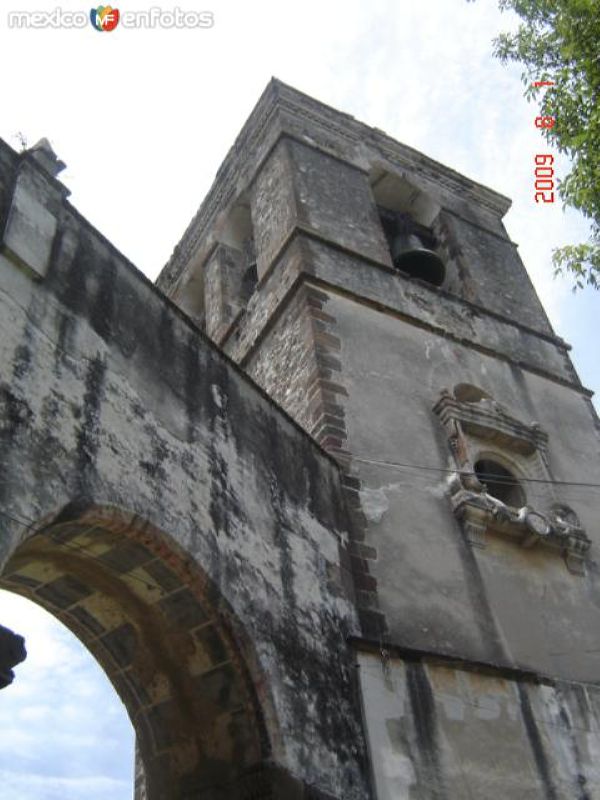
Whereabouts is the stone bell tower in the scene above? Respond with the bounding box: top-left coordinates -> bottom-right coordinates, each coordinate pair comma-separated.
159,80 -> 600,799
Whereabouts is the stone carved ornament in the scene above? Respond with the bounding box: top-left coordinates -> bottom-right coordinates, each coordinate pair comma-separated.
433,388 -> 591,575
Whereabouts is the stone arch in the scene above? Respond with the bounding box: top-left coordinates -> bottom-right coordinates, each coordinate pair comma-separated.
0,501 -> 279,800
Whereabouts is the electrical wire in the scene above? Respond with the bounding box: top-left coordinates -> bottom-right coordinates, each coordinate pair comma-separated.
0,444 -> 597,609
0,444 -> 597,592
329,449 -> 600,489
2,507 -> 597,744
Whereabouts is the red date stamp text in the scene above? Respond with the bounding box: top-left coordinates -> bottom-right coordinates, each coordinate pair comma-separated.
532,81 -> 556,204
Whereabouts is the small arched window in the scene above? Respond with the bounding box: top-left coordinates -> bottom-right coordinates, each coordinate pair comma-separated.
474,458 -> 526,508
453,383 -> 492,404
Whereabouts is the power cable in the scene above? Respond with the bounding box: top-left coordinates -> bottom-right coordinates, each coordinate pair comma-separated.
329,449 -> 600,489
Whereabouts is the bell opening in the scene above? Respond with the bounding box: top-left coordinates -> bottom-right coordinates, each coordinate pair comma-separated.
393,248 -> 445,287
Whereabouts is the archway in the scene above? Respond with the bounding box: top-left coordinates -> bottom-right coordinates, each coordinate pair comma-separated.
0,502 -> 272,800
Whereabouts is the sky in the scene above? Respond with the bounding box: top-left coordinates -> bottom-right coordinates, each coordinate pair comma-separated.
0,1 -> 598,797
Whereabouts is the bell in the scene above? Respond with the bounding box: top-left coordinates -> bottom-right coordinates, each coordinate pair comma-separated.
391,233 -> 445,287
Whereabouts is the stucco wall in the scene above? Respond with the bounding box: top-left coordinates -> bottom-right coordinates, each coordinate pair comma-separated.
326,288 -> 600,682
358,651 -> 600,800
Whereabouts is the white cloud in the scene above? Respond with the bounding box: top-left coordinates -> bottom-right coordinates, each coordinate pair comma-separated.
0,591 -> 134,796
0,770 -> 131,800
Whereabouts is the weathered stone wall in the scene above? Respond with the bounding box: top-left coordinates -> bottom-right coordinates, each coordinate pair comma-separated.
245,285 -> 319,433
358,651 -> 600,800
0,138 -> 371,800
250,139 -> 297,281
283,139 -> 390,268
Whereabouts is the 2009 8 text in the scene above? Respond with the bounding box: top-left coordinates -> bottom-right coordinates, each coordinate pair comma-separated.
532,81 -> 556,204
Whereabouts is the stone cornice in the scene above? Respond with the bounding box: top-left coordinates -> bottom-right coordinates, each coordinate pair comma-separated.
433,392 -> 550,456
350,637 -> 600,689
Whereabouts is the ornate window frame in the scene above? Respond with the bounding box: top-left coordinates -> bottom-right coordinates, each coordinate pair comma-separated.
433,388 -> 591,575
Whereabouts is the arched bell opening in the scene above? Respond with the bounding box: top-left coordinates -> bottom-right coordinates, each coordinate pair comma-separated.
0,503 -> 273,800
377,206 -> 446,288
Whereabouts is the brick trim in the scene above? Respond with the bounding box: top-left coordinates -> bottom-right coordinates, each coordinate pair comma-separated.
303,287 -> 387,640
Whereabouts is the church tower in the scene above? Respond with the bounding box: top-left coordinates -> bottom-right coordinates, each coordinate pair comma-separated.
158,81 -> 600,799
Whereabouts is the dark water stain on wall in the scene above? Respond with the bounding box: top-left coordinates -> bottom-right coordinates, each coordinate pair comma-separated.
406,661 -> 447,800
517,683 -> 558,800
557,692 -> 592,800
453,523 -> 507,665
74,355 -> 107,494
